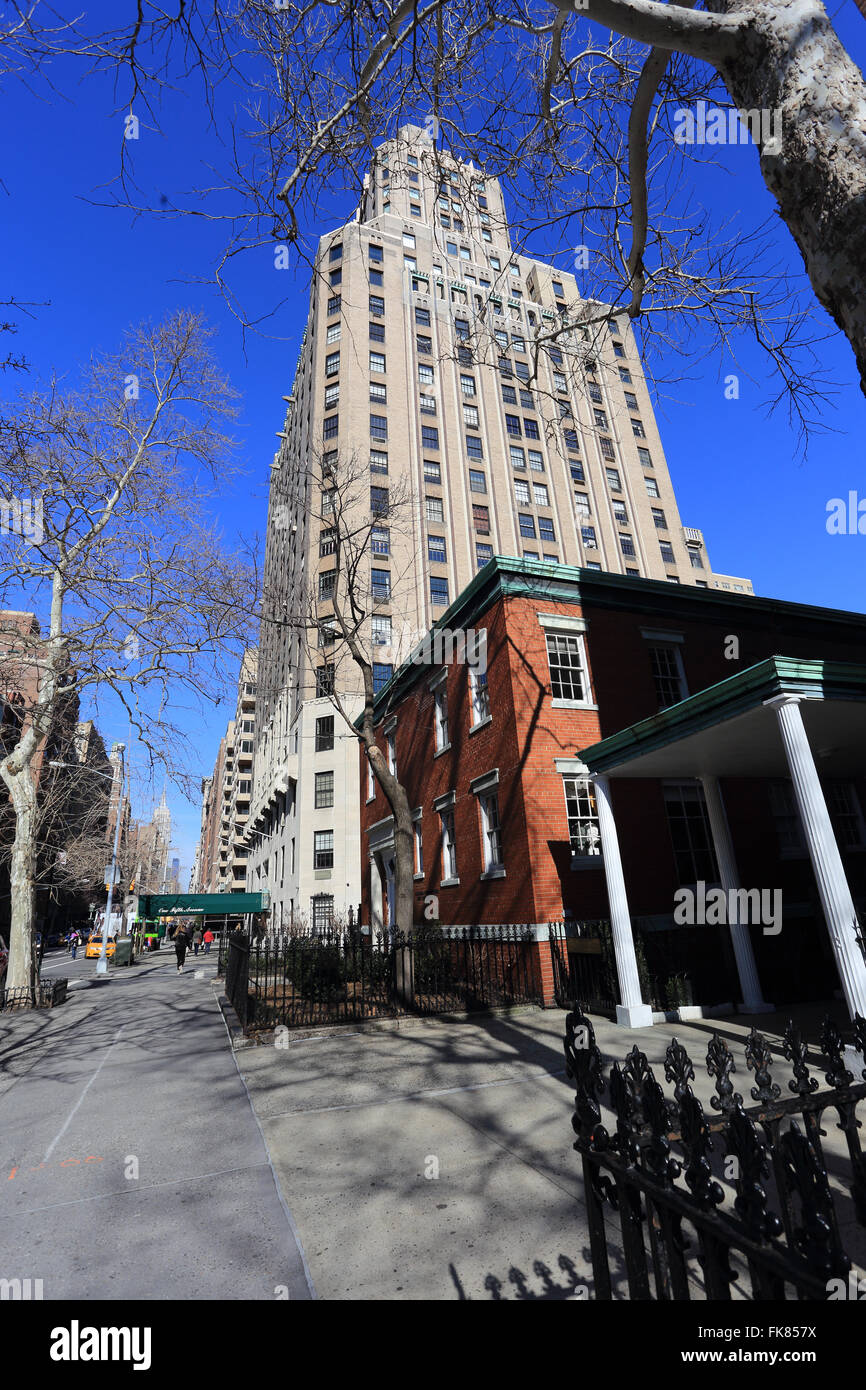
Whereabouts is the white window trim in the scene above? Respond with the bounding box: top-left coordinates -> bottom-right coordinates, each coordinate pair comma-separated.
537,612 -> 587,634
470,768 -> 499,795
639,627 -> 684,644
543,627 -> 597,710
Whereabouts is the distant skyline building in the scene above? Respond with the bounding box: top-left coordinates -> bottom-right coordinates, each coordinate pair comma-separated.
243,124 -> 752,930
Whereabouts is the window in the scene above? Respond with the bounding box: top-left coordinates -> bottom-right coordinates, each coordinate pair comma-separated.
430,576 -> 449,606
418,362 -> 434,386
624,392 -> 638,411
370,320 -> 385,343
514,479 -> 530,505
416,334 -> 432,354
369,294 -> 385,315
369,269 -> 383,287
552,280 -> 564,297
316,665 -> 335,698
315,715 -> 334,751
329,268 -> 342,288
403,231 -> 416,248
473,504 -> 490,534
652,507 -> 668,530
533,482 -> 549,507
370,449 -> 388,475
546,632 -> 588,702
322,414 -> 339,441
370,382 -> 387,404
322,487 -> 336,516
605,466 -> 622,491
510,446 -> 526,471
370,484 -> 389,514
523,418 -> 540,440
466,435 -> 483,460
574,492 -> 590,516
689,547 -> 704,570
318,620 -> 336,647
424,460 -> 441,485
325,350 -> 340,377
326,323 -> 341,344
593,409 -> 608,430
619,366 -> 632,383
371,525 -> 390,556
370,351 -> 386,373
440,808 -> 457,879
479,793 -> 503,871
371,568 -> 391,600
370,413 -> 388,442
314,830 -> 334,870
372,614 -> 391,646
327,295 -> 341,317
563,428 -> 580,452
434,688 -> 449,751
523,550 -> 539,561
463,404 -> 479,428
470,662 -> 490,726
612,341 -> 625,358
409,202 -> 421,218
612,500 -> 628,525
318,569 -> 336,600
648,645 -> 687,708
645,476 -> 660,498
428,534 -> 446,564
619,534 -> 636,557
329,243 -> 342,262
425,495 -> 444,523
446,240 -> 458,256
315,771 -> 334,809
319,527 -> 337,557
460,374 -> 476,396
663,782 -> 718,884
505,414 -> 521,437
538,517 -> 555,543
631,418 -> 646,438
422,425 -> 440,450
501,384 -> 517,404
581,525 -> 597,548
476,543 -> 493,569
373,663 -> 393,695
659,541 -> 676,565
563,776 -> 601,856
414,819 -> 424,876
420,394 -> 437,415
368,243 -> 383,263
600,437 -> 616,462
469,469 -> 487,493
518,512 -> 536,538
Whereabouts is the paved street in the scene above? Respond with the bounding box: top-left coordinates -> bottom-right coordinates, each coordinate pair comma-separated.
0,948 -> 313,1301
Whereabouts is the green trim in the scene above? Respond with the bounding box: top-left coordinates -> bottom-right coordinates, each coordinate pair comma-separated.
359,557 -> 866,729
578,656 -> 866,774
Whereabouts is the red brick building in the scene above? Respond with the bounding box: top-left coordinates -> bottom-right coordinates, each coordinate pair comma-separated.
360,559 -> 866,1026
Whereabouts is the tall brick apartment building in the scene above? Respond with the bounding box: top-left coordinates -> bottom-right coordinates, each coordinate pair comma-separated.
359,558 -> 866,1028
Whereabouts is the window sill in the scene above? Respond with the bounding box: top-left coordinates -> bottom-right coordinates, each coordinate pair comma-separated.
552,699 -> 598,711
480,867 -> 506,881
413,872 -> 425,882
571,855 -> 603,871
439,876 -> 460,889
468,714 -> 492,735
433,743 -> 452,758
365,796 -> 375,805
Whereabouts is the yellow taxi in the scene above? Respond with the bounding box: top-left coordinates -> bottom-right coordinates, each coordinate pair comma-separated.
84,931 -> 116,959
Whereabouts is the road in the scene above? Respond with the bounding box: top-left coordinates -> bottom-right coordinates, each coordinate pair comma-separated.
0,947 -> 314,1300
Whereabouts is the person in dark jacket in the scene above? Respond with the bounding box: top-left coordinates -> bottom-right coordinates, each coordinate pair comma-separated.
173,924 -> 190,973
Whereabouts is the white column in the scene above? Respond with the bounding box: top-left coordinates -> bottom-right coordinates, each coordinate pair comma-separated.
768,695 -> 866,1020
593,774 -> 653,1028
701,776 -> 773,1014
370,853 -> 384,934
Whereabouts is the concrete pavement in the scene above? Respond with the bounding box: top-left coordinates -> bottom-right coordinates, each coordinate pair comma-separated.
0,948 -> 314,1301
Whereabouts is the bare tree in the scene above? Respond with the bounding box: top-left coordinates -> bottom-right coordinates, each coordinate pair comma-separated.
0,311 -> 257,1000
28,0 -> 859,412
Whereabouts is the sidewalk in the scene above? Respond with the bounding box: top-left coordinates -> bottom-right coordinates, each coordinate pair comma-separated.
0,950 -> 314,1300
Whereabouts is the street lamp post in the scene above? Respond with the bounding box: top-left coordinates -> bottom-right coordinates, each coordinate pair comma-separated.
49,743 -> 126,976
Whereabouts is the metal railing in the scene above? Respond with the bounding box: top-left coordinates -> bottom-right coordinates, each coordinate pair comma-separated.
221,923 -> 540,1034
564,1006 -> 866,1300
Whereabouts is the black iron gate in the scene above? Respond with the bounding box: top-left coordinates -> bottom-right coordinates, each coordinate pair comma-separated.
549,921 -> 618,1017
564,1005 -> 866,1299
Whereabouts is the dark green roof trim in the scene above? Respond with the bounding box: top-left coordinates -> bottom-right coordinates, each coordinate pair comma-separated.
578,656 -> 866,774
359,557 -> 866,729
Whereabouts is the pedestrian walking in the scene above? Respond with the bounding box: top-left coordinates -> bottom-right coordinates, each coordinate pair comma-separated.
69,930 -> 80,960
173,924 -> 189,973
192,927 -> 203,957
203,929 -> 214,955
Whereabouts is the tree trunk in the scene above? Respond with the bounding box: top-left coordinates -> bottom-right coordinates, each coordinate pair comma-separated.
4,777 -> 38,1000
711,0 -> 866,390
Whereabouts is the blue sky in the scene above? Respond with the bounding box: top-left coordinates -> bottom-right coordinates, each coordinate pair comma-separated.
3,3 -> 865,869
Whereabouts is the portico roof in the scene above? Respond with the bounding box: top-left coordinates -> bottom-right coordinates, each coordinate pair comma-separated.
578,657 -> 866,779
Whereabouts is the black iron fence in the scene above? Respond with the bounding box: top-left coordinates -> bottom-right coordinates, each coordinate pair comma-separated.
550,921 -> 619,1017
1,978 -> 69,1012
564,1006 -> 866,1299
220,924 -> 541,1033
